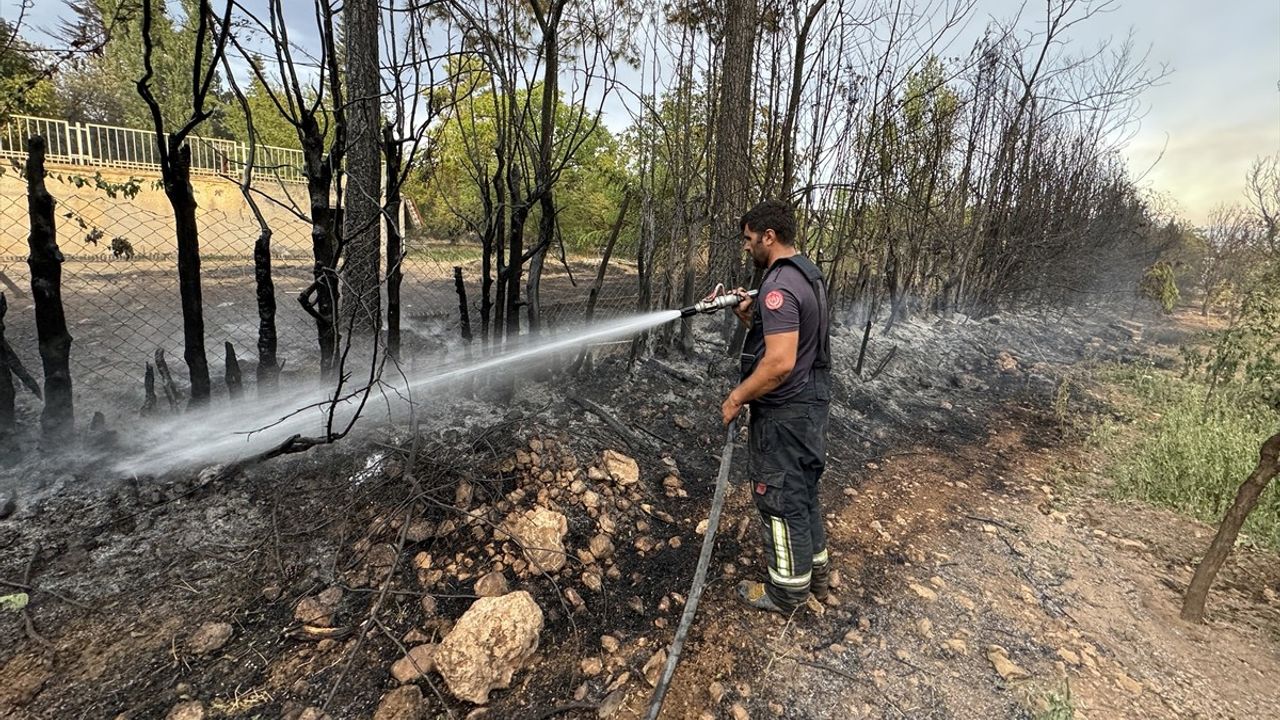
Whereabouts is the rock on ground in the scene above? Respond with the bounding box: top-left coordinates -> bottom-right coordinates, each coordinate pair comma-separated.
985,645 -> 1030,682
165,701 -> 205,720
474,571 -> 509,597
294,587 -> 342,627
600,450 -> 639,485
373,685 -> 426,720
596,688 -> 627,718
501,507 -> 568,573
643,648 -> 667,687
391,644 -> 438,683
186,621 -> 233,655
434,591 -> 544,704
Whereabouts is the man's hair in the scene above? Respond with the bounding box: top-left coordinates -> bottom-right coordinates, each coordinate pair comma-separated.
740,200 -> 796,245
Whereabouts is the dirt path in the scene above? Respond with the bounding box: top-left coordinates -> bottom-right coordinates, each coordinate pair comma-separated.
637,400 -> 1280,719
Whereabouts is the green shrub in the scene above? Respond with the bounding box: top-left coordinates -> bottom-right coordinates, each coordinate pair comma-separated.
1032,683 -> 1074,720
1097,363 -> 1280,548
1138,261 -> 1180,314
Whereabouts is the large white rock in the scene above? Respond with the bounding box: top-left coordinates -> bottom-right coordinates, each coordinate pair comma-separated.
501,506 -> 568,573
600,450 -> 639,485
434,591 -> 544,705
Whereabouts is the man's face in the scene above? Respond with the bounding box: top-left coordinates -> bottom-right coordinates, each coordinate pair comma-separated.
741,225 -> 772,269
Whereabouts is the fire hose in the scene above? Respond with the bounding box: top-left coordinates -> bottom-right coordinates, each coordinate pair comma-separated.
644,418 -> 738,720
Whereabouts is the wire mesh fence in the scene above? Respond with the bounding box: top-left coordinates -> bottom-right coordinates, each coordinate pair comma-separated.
0,148 -> 643,411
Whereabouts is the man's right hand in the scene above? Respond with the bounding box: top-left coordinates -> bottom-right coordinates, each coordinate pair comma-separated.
732,287 -> 753,327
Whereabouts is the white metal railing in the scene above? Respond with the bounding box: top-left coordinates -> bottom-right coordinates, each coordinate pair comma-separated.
0,114 -> 306,183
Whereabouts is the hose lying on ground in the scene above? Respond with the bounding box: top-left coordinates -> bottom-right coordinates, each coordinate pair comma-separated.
644,419 -> 738,720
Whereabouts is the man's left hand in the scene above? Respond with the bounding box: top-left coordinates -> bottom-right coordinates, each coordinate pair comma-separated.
721,391 -> 743,426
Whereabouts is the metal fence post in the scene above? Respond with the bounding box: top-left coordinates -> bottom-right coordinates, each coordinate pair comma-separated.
63,119 -> 75,164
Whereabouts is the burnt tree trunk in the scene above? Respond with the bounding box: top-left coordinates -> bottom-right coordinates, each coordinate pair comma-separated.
779,0 -> 828,198
629,194 -> 657,368
24,136 -> 73,438
504,202 -> 530,338
480,163 -> 502,345
155,349 -> 182,412
160,140 -> 211,405
708,0 -> 757,290
253,224 -> 278,389
454,266 -> 472,344
525,3 -> 563,336
141,362 -> 157,416
300,157 -> 341,378
341,0 -> 383,335
855,318 -> 872,375
1181,432 -> 1280,622
384,125 -> 404,360
527,194 -> 553,334
224,341 -> 243,400
0,295 -> 14,434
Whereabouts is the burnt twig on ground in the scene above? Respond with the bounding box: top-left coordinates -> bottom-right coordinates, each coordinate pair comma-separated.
0,577 -> 90,610
646,358 -> 701,384
19,549 -> 53,649
322,506 -> 414,711
568,392 -> 650,451
964,514 -> 1022,533
855,318 -> 873,375
0,309 -> 41,400
867,345 -> 898,381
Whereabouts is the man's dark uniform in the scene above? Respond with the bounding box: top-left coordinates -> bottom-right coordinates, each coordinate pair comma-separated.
740,254 -> 832,610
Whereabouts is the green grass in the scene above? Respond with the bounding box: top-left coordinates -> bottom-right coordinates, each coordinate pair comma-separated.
1092,360 -> 1280,548
1031,682 -> 1075,720
407,242 -> 485,265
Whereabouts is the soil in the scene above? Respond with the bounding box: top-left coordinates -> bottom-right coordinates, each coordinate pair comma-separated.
1,306 -> 1277,720
0,251 -> 640,412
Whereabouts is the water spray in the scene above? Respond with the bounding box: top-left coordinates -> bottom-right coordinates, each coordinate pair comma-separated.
115,283 -> 754,475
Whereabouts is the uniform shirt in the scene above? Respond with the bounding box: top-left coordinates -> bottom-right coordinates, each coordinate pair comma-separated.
756,257 -> 825,407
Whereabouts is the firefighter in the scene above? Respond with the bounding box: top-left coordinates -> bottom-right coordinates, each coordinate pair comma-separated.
720,199 -> 832,614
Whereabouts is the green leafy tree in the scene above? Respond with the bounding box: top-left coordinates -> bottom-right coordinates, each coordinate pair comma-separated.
0,19 -> 59,117
55,0 -> 227,132
1139,260 -> 1180,314
1185,261 -> 1280,406
409,78 -> 624,253
219,73 -> 307,149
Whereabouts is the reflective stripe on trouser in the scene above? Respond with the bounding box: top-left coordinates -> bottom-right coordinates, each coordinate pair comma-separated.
761,513 -> 812,598
748,399 -> 829,609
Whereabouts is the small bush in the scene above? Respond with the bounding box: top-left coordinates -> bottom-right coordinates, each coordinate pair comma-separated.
1138,261 -> 1180,314
1032,683 -> 1075,720
1096,363 -> 1280,548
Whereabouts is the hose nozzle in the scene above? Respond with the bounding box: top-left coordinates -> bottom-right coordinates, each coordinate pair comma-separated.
679,287 -> 758,317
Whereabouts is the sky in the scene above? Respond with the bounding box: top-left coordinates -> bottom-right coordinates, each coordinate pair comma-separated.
9,0 -> 1280,225
1000,0 -> 1279,224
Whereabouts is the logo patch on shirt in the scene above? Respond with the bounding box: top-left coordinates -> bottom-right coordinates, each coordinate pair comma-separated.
763,290 -> 784,310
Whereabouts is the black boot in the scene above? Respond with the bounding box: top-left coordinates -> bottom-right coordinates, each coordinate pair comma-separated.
811,562 -> 831,602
